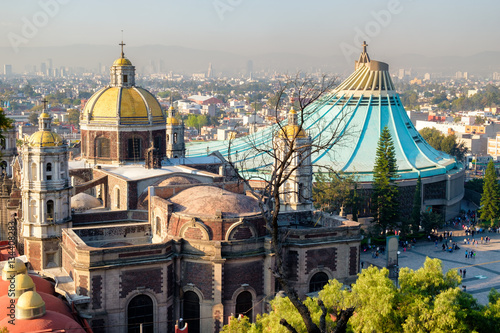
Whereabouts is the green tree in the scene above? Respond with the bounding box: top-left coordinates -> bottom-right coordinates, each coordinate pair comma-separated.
420,211 -> 443,235
479,160 -> 500,224
372,127 -> 399,234
419,127 -> 468,161
410,175 -> 422,234
67,109 -> 80,128
0,108 -> 12,143
28,111 -> 39,125
313,172 -> 356,214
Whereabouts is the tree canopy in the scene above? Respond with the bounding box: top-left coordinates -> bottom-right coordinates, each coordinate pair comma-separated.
479,160 -> 500,224
372,127 -> 399,233
223,257 -> 498,332
419,127 -> 468,161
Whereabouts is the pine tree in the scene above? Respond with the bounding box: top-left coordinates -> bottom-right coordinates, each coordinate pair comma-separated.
410,175 -> 422,234
479,160 -> 499,225
372,126 -> 399,234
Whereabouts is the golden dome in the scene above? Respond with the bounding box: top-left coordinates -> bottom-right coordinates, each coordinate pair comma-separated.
280,125 -> 307,139
16,291 -> 46,320
289,107 -> 297,114
12,274 -> 35,299
83,87 -> 165,125
15,274 -> 35,290
17,291 -> 44,309
2,258 -> 27,281
28,130 -> 63,147
113,57 -> 132,66
39,112 -> 50,118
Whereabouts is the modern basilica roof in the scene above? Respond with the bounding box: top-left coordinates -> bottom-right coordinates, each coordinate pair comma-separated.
186,43 -> 461,182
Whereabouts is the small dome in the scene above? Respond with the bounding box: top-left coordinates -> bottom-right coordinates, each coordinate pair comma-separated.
2,258 -> 27,281
158,176 -> 201,187
113,57 -> 133,66
170,186 -> 260,217
167,106 -> 181,125
280,125 -> 307,139
0,310 -> 85,333
28,130 -> 63,147
0,292 -> 73,320
16,291 -> 46,320
39,112 -> 50,118
71,193 -> 102,211
82,86 -> 165,126
12,274 -> 35,299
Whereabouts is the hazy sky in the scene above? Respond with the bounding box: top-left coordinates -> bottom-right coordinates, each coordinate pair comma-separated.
2,0 -> 500,58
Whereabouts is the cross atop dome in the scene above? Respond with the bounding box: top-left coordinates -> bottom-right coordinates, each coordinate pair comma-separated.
355,41 -> 371,70
119,40 -> 126,58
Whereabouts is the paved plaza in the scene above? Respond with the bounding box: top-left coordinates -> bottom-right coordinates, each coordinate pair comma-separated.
360,203 -> 500,305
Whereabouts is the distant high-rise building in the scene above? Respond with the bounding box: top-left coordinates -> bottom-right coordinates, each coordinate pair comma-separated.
247,60 -> 253,79
40,62 -> 47,75
207,62 -> 213,78
424,73 -> 431,81
3,64 -> 12,76
493,72 -> 500,81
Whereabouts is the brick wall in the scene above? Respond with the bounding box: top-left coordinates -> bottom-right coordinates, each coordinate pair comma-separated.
91,275 -> 102,310
182,261 -> 213,299
78,274 -> 88,296
26,241 -> 41,271
286,250 -> 299,281
223,260 -> 263,300
306,248 -> 337,274
349,246 -> 359,276
120,268 -> 163,298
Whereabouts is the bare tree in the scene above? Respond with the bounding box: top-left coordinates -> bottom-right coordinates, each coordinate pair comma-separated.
227,73 -> 356,333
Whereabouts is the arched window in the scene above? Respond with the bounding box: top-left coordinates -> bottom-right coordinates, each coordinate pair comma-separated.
46,200 -> 54,222
166,134 -> 169,144
96,137 -> 110,158
30,200 -> 37,221
156,216 -> 161,236
123,75 -> 128,83
173,133 -> 177,144
60,162 -> 65,179
309,272 -> 329,293
235,291 -> 253,321
128,138 -> 142,159
183,291 -> 200,333
46,163 -> 52,180
154,136 -> 162,155
115,188 -> 121,209
127,294 -> 154,333
31,163 -> 37,181
0,161 -> 7,173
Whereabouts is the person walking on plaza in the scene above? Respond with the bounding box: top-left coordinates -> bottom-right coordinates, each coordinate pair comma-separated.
463,269 -> 467,278
465,250 -> 468,259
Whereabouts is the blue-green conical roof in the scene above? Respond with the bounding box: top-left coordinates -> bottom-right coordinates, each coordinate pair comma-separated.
186,46 -> 462,182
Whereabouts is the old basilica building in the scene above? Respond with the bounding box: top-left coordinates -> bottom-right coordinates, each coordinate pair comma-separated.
0,46 -> 361,333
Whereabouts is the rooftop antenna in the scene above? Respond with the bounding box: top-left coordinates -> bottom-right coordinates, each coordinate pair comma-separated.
119,30 -> 126,58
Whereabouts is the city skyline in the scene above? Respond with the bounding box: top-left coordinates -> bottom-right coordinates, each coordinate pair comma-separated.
1,0 -> 500,74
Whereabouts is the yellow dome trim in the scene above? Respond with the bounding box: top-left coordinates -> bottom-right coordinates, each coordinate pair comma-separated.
113,57 -> 132,66
83,87 -> 165,125
280,125 -> 307,139
289,107 -> 297,114
167,117 -> 181,125
28,130 -> 63,147
40,112 -> 50,118
120,88 -> 148,124
136,87 -> 164,124
91,87 -> 120,121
